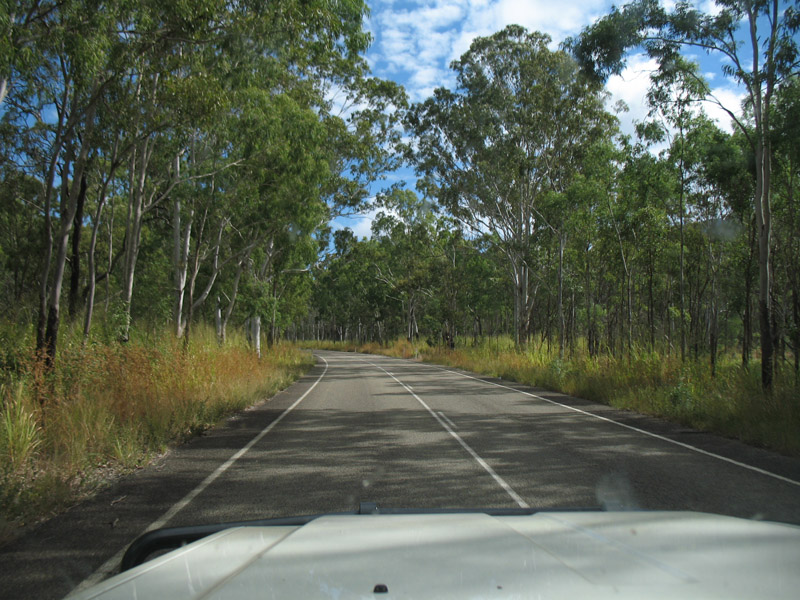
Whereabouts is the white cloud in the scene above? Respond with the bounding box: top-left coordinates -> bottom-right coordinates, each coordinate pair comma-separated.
492,0 -> 607,44
408,65 -> 442,88
370,0 -> 607,102
702,87 -> 747,132
334,207 -> 381,240
606,54 -> 659,139
605,53 -> 745,142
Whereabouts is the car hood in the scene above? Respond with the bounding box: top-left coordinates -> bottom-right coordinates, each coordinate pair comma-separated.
70,511 -> 800,599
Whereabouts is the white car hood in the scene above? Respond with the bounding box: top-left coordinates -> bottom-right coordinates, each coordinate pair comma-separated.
71,511 -> 800,599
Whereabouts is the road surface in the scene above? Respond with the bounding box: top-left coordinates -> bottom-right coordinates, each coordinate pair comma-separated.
2,350 -> 800,599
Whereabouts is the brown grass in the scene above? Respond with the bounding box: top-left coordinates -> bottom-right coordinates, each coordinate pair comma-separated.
0,325 -> 313,543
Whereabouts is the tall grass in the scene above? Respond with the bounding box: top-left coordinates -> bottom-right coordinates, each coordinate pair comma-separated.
304,337 -> 800,457
0,323 -> 313,542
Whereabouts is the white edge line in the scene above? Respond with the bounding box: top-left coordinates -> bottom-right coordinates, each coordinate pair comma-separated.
424,363 -> 800,489
69,355 -> 329,597
364,360 -> 530,509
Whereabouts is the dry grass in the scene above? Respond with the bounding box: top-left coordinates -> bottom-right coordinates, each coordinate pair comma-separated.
0,324 -> 313,542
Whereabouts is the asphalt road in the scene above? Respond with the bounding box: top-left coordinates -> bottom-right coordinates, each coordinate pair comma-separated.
3,350 -> 800,599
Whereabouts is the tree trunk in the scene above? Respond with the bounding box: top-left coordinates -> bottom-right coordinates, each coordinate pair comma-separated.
754,116 -> 774,390
220,256 -> 247,345
710,264 -> 718,377
215,296 -> 223,344
84,138 -> 121,342
172,195 -> 194,338
679,127 -> 686,363
68,172 -> 88,320
120,143 -> 148,341
36,83 -> 71,362
648,259 -> 655,351
557,233 -> 566,359
83,183 -> 108,342
794,288 -> 799,383
251,316 -> 262,358
42,101 -> 96,367
743,217 -> 756,367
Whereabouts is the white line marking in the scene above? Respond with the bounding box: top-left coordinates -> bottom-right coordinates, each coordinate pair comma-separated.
415,361 -> 800,489
363,360 -> 529,509
438,411 -> 458,430
69,355 -> 329,596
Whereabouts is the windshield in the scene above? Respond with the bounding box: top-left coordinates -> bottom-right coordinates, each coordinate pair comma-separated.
1,1 -> 799,599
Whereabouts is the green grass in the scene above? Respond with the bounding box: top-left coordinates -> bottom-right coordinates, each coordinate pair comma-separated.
302,337 -> 800,457
0,323 -> 314,543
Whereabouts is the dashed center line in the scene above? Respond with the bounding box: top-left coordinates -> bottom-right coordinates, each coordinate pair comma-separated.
370,356 -> 800,489
438,411 -> 458,430
363,360 -> 529,509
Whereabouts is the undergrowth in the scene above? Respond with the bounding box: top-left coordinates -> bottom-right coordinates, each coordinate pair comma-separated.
303,337 -> 800,457
0,323 -> 313,543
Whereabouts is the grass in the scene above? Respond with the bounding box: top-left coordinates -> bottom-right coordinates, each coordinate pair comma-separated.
302,337 -> 800,457
0,322 -> 314,543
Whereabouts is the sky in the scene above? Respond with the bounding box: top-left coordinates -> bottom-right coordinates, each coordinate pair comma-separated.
335,0 -> 748,238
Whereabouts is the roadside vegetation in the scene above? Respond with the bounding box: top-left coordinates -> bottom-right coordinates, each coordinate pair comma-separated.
0,323 -> 313,543
0,1 -> 393,542
306,338 -> 800,458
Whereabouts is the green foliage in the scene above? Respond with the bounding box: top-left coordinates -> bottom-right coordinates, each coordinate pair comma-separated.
409,24 -> 617,345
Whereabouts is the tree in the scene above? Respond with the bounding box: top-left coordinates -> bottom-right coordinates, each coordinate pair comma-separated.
771,75 -> 800,378
571,0 -> 800,388
409,25 -> 613,346
371,190 -> 438,342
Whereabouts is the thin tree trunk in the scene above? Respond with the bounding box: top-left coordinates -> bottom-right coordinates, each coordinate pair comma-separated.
220,256 -> 248,345
83,182 -> 109,342
557,232 -> 566,359
84,138 -> 121,342
68,172 -> 88,320
42,101 -> 96,366
36,81 -> 71,359
679,124 -> 686,363
251,316 -> 262,358
793,288 -> 799,383
172,195 -> 194,338
755,120 -> 774,389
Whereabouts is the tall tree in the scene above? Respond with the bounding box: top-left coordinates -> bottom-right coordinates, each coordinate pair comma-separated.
570,0 -> 800,388
409,25 -> 612,346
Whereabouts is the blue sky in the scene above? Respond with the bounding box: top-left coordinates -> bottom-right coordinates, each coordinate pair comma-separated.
335,0 -> 748,238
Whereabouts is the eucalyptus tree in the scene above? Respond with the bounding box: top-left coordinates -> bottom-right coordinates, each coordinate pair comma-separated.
680,117 -> 742,372
409,25 -> 613,346
570,0 -> 800,387
771,76 -> 800,377
1,2 -> 133,367
313,231 -> 392,343
229,88 -> 332,353
645,57 -> 710,361
371,189 -> 439,342
0,1 -> 65,107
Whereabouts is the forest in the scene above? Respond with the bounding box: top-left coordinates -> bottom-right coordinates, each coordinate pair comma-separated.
0,1 -> 798,530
